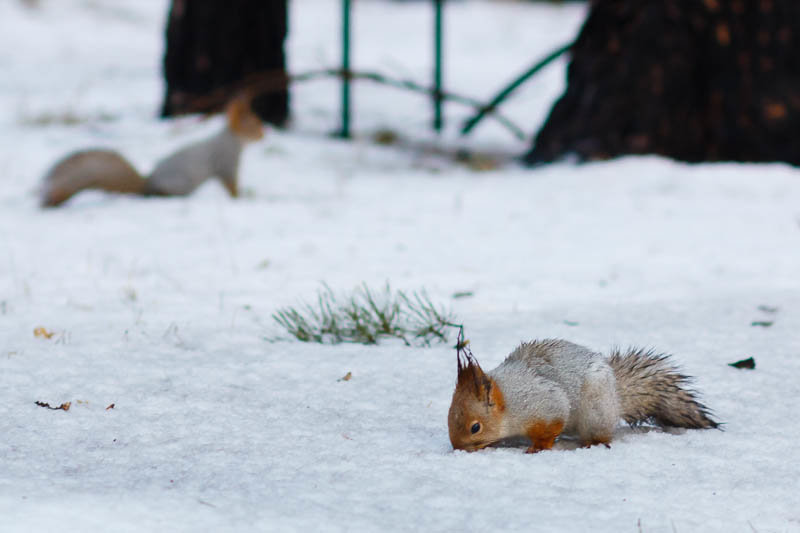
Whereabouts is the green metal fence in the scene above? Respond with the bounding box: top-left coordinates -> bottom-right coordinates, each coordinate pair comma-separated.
336,0 -> 570,140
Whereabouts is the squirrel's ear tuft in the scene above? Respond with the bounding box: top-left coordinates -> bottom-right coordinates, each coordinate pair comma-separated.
456,352 -> 491,400
226,94 -> 246,125
456,350 -> 481,381
455,351 -> 503,410
226,89 -> 258,120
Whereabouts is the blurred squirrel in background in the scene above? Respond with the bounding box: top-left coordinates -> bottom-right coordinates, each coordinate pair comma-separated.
448,338 -> 718,453
40,94 -> 264,207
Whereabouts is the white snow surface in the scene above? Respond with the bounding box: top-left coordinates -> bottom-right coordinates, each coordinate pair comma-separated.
1,1 -> 799,531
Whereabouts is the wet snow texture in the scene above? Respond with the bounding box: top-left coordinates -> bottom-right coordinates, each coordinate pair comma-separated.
1,1 -> 799,532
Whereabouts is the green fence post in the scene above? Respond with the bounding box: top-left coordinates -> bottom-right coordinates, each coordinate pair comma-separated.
340,0 -> 352,138
433,0 -> 444,133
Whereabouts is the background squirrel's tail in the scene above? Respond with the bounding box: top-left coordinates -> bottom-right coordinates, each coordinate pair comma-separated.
41,149 -> 145,207
607,347 -> 719,429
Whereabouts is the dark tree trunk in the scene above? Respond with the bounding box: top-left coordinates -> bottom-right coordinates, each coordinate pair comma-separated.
526,0 -> 800,166
161,0 -> 289,126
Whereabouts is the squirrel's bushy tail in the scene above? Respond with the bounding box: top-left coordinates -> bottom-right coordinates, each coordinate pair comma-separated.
607,347 -> 718,429
41,149 -> 145,207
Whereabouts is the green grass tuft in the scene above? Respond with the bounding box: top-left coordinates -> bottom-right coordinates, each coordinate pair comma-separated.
272,283 -> 457,346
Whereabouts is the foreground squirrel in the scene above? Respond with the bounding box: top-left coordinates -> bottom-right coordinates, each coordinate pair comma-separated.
448,339 -> 718,453
40,95 -> 264,207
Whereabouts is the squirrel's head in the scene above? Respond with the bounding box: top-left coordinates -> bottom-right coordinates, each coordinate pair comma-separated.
447,350 -> 506,452
226,94 -> 265,141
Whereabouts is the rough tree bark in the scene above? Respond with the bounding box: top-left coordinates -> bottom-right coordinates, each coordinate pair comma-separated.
526,0 -> 800,166
161,0 -> 289,126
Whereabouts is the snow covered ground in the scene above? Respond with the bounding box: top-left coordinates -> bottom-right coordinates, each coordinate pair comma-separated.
1,1 -> 799,531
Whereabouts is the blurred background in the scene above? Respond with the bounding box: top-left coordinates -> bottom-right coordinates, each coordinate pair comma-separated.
2,2 -> 799,532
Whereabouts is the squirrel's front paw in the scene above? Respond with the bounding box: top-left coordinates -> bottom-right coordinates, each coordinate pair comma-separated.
524,419 -> 564,453
525,445 -> 549,454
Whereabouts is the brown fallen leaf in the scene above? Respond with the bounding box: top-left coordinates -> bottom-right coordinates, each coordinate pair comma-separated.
337,371 -> 352,382
460,152 -> 500,172
33,327 -> 54,339
372,129 -> 399,146
729,357 -> 756,370
35,401 -> 71,411
105,403 -> 115,410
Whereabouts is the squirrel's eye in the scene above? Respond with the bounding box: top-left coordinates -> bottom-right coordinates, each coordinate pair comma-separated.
470,422 -> 481,434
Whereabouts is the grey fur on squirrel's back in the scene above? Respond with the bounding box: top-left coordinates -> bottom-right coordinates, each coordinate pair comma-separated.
607,347 -> 719,429
497,339 -> 608,411
495,340 -> 718,431
493,340 -> 621,440
144,128 -> 243,196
